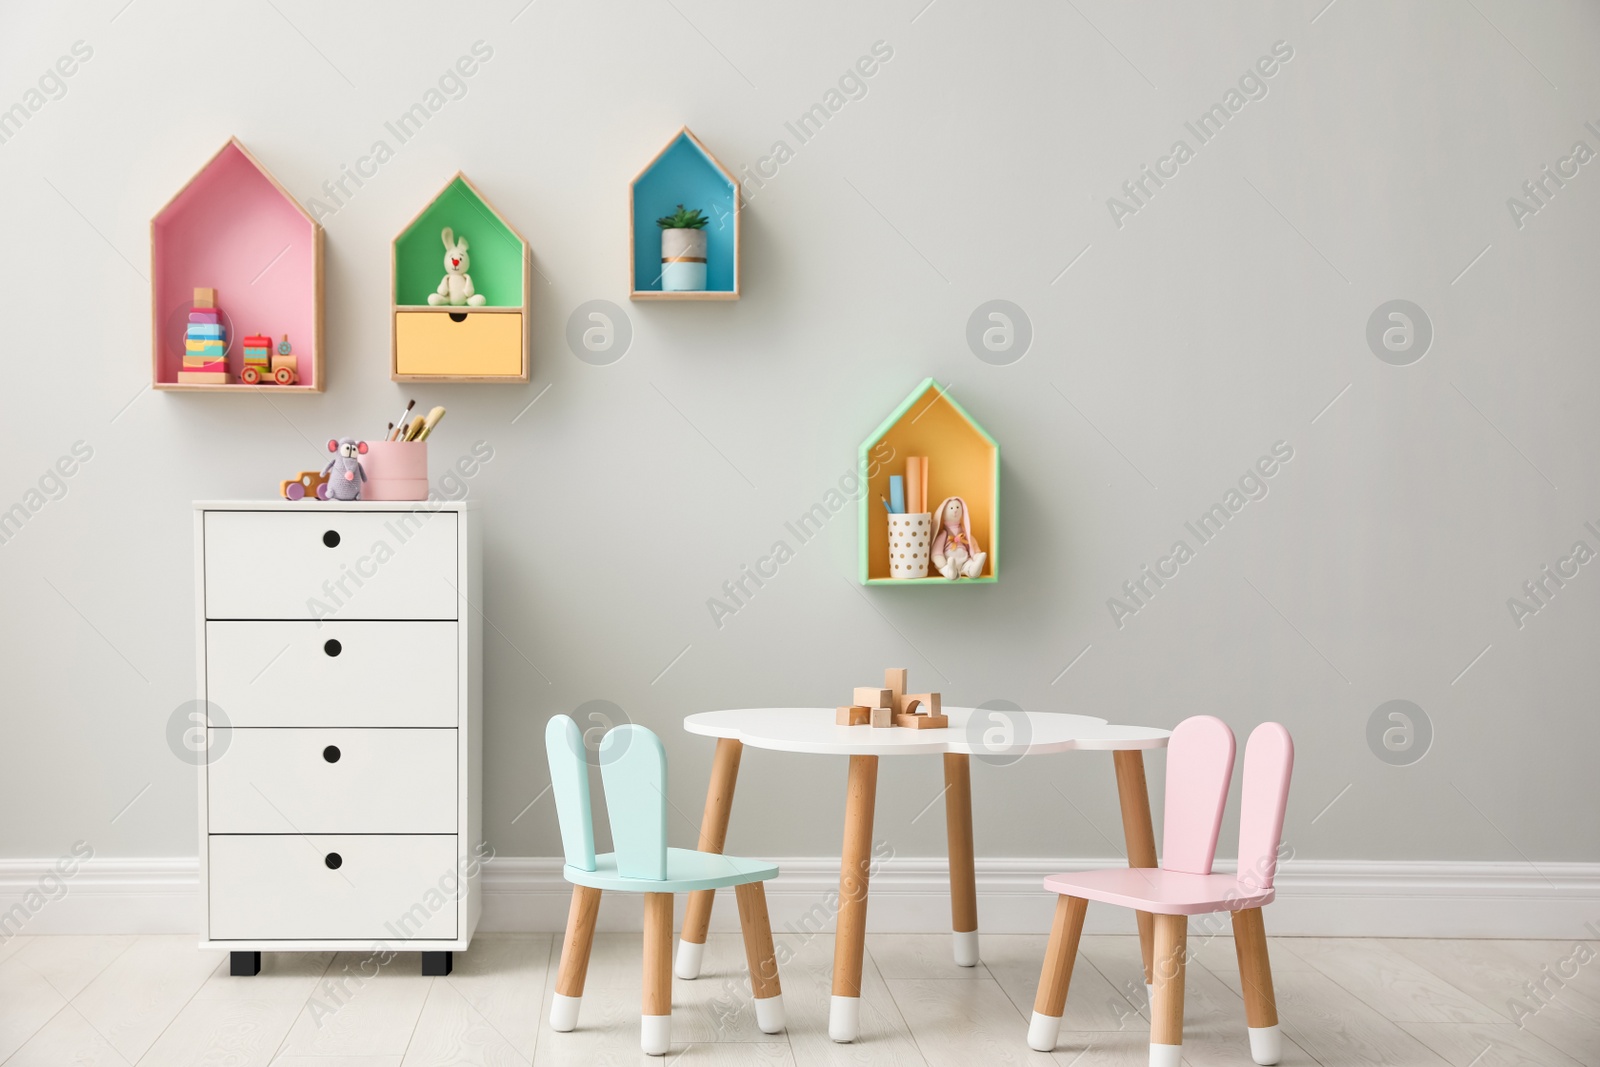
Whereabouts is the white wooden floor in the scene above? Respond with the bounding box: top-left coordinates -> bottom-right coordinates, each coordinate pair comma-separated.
0,931 -> 1592,1066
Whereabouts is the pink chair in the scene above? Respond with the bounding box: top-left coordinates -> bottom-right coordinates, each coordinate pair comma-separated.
1027,717 -> 1294,1067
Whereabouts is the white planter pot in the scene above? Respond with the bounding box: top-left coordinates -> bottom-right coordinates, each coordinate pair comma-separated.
660,227 -> 708,291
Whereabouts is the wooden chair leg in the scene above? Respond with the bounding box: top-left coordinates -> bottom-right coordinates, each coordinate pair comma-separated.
1113,750 -> 1159,995
642,892 -> 673,1055
944,753 -> 980,967
734,880 -> 785,1034
1028,895 -> 1088,1051
1233,907 -> 1282,1065
1149,912 -> 1187,1066
830,753 -> 879,1043
679,738 -> 743,979
550,885 -> 600,1031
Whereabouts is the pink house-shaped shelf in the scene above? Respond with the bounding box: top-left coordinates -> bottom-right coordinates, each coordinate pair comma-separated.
150,138 -> 324,392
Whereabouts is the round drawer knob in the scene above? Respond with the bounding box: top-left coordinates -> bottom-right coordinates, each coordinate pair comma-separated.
323,745 -> 341,763
323,530 -> 341,548
324,639 -> 342,657
325,853 -> 343,870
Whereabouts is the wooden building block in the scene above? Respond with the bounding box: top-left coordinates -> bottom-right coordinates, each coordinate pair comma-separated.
870,707 -> 892,728
884,668 -> 908,706
902,692 -> 942,717
836,705 -> 870,727
854,687 -> 892,709
193,286 -> 216,308
894,713 -> 949,730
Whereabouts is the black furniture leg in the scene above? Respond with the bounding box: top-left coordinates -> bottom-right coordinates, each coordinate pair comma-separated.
422,951 -> 453,976
230,951 -> 261,976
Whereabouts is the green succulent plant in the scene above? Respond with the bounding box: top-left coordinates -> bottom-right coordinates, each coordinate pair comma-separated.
656,204 -> 709,229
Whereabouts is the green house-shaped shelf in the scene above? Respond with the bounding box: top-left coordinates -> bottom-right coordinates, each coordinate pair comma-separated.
630,127 -> 740,300
150,137 -> 324,392
392,172 -> 530,382
859,378 -> 1000,585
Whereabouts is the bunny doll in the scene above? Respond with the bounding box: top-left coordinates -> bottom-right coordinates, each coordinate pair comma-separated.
427,227 -> 487,307
323,438 -> 368,501
931,496 -> 987,580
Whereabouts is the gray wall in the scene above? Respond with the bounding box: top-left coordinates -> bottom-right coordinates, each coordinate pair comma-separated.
2,0 -> 1597,871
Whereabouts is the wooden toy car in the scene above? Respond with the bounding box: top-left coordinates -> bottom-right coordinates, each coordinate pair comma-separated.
242,360 -> 296,385
280,470 -> 330,501
272,335 -> 298,384
241,335 -> 298,385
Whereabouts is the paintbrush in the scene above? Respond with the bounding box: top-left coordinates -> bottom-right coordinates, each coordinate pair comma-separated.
389,400 -> 415,441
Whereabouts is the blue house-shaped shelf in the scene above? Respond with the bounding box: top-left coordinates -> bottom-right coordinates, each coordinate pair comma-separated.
630,127 -> 740,300
859,378 -> 1000,585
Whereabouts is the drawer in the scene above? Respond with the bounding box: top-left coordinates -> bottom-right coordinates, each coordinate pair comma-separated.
206,621 -> 456,727
204,510 -> 458,620
209,834 -> 458,940
395,310 -> 524,379
208,728 -> 456,833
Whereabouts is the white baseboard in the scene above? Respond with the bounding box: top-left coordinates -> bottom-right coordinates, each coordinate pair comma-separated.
2,856 -> 1595,940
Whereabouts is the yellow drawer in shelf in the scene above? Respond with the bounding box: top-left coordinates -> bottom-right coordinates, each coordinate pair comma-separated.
394,310 -> 524,379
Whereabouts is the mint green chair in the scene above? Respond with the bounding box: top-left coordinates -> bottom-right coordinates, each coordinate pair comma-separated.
545,715 -> 784,1055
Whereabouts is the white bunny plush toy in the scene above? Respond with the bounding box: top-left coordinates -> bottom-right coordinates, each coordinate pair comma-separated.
427,227 -> 487,307
931,495 -> 988,580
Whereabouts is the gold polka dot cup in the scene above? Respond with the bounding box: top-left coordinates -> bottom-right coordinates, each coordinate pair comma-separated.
887,512 -> 931,579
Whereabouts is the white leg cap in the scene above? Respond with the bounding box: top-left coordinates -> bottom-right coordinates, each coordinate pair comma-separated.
674,939 -> 704,980
828,995 -> 860,1042
1027,1011 -> 1062,1052
1148,1042 -> 1182,1067
641,1013 -> 670,1056
1249,1024 -> 1283,1065
754,993 -> 786,1034
549,993 -> 580,1032
952,929 -> 980,967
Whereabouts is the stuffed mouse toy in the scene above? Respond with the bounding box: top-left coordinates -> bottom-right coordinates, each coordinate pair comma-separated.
323,438 -> 368,501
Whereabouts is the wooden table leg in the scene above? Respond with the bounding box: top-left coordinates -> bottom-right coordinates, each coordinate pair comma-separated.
677,737 -> 743,979
1113,749 -> 1159,995
829,753 -> 879,1043
943,753 -> 979,966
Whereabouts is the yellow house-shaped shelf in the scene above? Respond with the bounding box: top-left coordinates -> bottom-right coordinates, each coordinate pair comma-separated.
859,378 -> 1000,585
392,172 -> 531,382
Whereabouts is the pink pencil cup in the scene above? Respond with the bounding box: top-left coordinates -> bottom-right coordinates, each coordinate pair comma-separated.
362,441 -> 429,500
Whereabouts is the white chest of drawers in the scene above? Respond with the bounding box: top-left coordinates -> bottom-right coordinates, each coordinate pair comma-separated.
193,500 -> 482,976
